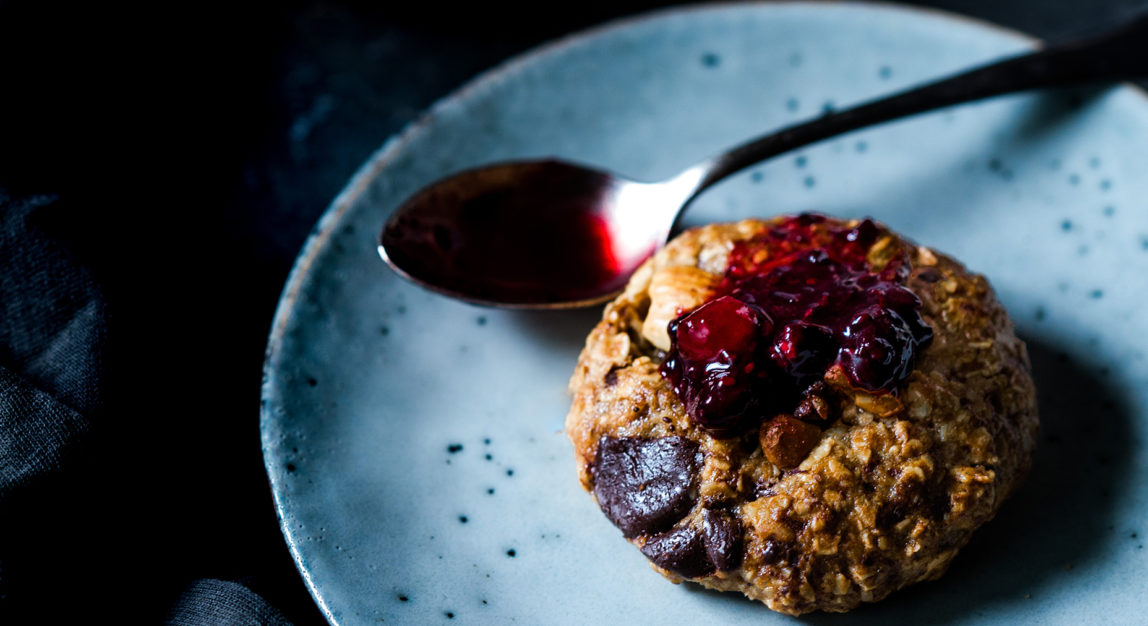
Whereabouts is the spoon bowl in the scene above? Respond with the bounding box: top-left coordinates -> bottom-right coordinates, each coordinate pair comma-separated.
380,160 -> 707,307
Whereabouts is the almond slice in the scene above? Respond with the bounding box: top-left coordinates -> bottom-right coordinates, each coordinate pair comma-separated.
641,265 -> 720,351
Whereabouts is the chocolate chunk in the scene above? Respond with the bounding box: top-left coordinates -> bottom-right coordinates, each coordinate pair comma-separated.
592,436 -> 700,538
640,526 -> 714,578
915,267 -> 942,283
754,483 -> 777,499
928,486 -> 951,521
760,538 -> 798,565
702,509 -> 743,572
877,476 -> 926,527
604,368 -> 619,387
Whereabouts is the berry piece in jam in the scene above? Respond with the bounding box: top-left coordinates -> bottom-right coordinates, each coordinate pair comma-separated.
839,306 -> 918,391
672,295 -> 770,362
659,215 -> 933,436
661,296 -> 772,433
769,321 -> 835,383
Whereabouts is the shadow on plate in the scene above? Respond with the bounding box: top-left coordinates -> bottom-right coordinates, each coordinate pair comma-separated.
682,334 -> 1135,622
508,307 -> 605,354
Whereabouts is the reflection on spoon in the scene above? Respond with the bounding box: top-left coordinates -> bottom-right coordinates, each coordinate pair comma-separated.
380,13 -> 1148,309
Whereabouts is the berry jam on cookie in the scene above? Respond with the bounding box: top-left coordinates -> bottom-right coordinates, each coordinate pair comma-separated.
661,214 -> 933,435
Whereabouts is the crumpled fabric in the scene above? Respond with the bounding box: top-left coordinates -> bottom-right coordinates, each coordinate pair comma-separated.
0,191 -> 292,624
166,579 -> 295,626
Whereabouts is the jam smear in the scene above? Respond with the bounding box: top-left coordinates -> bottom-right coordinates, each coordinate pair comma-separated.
660,214 -> 932,434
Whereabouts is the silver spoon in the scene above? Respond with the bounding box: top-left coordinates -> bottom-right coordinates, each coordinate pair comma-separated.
379,14 -> 1148,309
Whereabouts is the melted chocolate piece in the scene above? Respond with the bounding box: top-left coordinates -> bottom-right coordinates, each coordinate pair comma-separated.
701,508 -> 743,572
592,436 -> 700,538
639,509 -> 743,577
603,368 -> 619,387
640,526 -> 713,578
760,538 -> 798,566
877,475 -> 927,527
914,266 -> 942,283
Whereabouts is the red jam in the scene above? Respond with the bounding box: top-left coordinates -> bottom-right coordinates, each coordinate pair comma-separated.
660,214 -> 932,434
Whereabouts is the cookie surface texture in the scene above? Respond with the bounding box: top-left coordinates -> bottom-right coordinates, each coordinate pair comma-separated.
565,215 -> 1039,615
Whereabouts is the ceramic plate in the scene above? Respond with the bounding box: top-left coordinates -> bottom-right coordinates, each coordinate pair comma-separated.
261,2 -> 1148,623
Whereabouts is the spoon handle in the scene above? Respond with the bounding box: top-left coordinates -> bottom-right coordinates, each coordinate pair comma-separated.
692,12 -> 1148,196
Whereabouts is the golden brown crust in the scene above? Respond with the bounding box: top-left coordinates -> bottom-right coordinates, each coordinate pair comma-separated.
564,216 -> 1039,615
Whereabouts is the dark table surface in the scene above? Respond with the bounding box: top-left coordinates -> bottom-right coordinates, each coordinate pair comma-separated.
2,0 -> 1146,623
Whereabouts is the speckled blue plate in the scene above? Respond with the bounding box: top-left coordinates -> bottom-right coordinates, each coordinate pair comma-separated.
262,2 -> 1148,623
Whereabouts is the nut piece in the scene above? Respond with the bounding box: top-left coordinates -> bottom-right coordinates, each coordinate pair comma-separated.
823,365 -> 905,417
641,265 -> 720,351
760,415 -> 823,469
793,382 -> 834,423
854,392 -> 904,418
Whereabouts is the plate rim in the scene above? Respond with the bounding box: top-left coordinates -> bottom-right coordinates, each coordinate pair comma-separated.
258,2 -> 1148,622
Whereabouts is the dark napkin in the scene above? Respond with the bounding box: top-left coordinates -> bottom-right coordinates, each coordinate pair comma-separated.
0,193 -> 100,491
0,191 -> 293,624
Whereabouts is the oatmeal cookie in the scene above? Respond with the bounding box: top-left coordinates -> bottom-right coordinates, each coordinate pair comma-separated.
565,214 -> 1038,614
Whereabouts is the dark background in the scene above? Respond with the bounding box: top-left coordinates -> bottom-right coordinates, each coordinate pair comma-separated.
1,0 -> 1145,623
